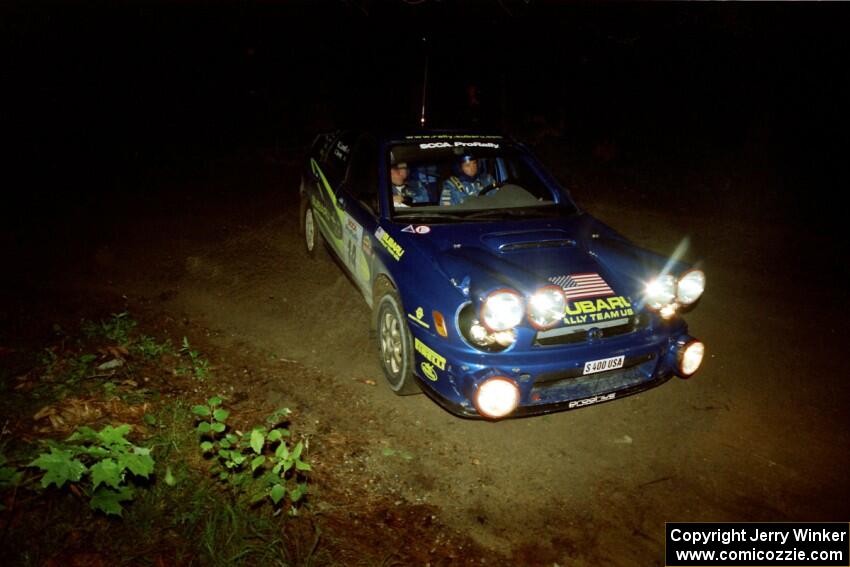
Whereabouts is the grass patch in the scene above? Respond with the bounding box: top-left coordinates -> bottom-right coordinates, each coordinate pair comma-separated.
0,312 -> 315,566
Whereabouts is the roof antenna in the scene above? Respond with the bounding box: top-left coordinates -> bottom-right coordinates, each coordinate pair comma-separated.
419,36 -> 428,128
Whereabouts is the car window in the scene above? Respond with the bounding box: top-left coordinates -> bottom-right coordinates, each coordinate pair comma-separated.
387,138 -> 575,222
320,131 -> 358,188
345,134 -> 379,212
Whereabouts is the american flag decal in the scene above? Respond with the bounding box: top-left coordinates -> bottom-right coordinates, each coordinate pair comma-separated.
548,273 -> 615,301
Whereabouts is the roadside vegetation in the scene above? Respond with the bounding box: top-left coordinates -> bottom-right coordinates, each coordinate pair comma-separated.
0,293 -> 507,566
0,311 -> 315,565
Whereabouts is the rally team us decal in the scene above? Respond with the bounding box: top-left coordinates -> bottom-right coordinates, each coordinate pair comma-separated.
548,273 -> 635,325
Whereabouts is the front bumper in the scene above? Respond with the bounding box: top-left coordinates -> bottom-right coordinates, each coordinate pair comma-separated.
411,320 -> 691,419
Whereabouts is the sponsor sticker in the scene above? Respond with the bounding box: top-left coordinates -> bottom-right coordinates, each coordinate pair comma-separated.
568,392 -> 616,409
420,362 -> 438,382
563,296 -> 635,326
374,227 -> 404,261
402,224 -> 431,235
418,141 -> 500,150
414,338 -> 446,371
407,307 -> 430,329
549,273 -> 634,326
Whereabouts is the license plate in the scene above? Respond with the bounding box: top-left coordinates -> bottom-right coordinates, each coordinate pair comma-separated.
583,355 -> 625,375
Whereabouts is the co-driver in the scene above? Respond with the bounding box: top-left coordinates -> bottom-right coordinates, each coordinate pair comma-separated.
390,158 -> 429,207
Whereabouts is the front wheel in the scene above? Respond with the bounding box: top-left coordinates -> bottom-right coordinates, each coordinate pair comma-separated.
376,291 -> 420,395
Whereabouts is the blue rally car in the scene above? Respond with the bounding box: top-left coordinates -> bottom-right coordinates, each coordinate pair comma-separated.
299,131 -> 705,419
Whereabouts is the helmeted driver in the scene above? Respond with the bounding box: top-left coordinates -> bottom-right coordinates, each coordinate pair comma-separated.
440,154 -> 495,206
390,156 -> 429,207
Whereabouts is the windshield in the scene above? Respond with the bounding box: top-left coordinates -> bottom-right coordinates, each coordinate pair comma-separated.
387,138 -> 577,223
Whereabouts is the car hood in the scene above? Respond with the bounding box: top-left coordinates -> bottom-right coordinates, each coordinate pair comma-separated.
396,214 -> 653,300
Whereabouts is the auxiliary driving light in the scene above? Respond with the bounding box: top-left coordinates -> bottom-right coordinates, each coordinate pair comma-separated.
527,285 -> 566,330
467,320 -> 517,349
480,289 -> 524,332
676,269 -> 705,306
473,376 -> 520,419
678,340 -> 705,377
659,303 -> 678,320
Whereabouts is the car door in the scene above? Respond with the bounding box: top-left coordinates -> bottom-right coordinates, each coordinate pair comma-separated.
308,131 -> 358,259
336,133 -> 381,296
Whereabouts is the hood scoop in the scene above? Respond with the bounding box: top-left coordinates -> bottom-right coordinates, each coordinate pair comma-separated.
480,230 -> 576,254
499,239 -> 576,252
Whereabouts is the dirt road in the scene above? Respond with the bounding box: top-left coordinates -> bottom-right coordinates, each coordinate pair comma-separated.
45,151 -> 850,565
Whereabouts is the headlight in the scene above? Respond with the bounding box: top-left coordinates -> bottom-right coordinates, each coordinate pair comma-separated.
676,269 -> 705,306
480,289 -> 524,332
474,376 -> 520,419
678,340 -> 705,377
527,285 -> 566,330
644,274 -> 677,310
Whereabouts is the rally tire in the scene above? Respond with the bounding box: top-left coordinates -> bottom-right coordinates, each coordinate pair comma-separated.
376,291 -> 420,396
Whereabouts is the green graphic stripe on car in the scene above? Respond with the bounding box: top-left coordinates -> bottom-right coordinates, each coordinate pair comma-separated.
310,158 -> 337,207
309,158 -> 344,249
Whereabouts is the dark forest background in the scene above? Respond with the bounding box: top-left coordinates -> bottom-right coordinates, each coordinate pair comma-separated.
1,1 -> 847,226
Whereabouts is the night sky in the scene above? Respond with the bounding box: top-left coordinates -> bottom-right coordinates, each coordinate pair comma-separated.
1,1 -> 847,223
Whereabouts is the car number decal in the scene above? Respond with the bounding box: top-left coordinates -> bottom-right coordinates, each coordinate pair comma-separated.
361,233 -> 373,257
343,214 -> 363,268
582,355 -> 625,375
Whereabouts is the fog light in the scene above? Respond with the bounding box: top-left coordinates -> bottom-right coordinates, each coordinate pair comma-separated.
466,321 -> 516,349
678,340 -> 705,377
474,376 -> 520,419
659,303 -> 678,319
493,330 -> 516,347
470,323 -> 489,344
